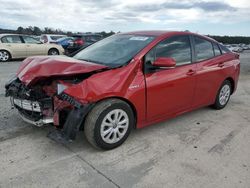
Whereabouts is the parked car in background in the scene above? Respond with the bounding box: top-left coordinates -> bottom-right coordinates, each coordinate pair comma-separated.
40,34 -> 66,44
5,31 -> 240,150
55,37 -> 74,49
66,34 -> 103,54
0,34 -> 64,62
32,35 -> 41,41
228,44 -> 243,53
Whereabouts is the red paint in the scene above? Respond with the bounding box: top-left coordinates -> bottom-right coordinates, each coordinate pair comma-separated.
16,31 -> 240,129
17,56 -> 107,85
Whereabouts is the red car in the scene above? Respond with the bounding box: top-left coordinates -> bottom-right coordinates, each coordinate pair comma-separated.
5,31 -> 240,150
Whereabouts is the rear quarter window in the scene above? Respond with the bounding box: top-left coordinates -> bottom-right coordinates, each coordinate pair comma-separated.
213,43 -> 222,56
219,44 -> 231,54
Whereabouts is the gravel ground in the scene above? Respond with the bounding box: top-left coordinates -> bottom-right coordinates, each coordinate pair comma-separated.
0,52 -> 249,188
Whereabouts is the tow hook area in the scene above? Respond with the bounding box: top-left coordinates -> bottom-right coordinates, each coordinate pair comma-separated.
47,104 -> 94,144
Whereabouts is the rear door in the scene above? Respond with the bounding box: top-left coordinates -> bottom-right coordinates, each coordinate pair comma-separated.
145,35 -> 197,121
1,35 -> 27,58
22,36 -> 46,56
192,36 -> 225,107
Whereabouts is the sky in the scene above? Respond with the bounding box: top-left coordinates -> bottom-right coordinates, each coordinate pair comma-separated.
0,0 -> 250,36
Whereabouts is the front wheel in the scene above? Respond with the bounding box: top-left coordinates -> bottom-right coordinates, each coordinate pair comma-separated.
48,48 -> 59,55
84,99 -> 135,150
212,80 -> 232,110
0,50 -> 11,62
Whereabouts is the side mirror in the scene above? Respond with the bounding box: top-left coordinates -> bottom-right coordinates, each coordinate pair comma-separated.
152,57 -> 176,68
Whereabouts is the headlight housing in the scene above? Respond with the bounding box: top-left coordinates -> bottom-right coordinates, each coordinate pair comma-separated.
58,92 -> 82,108
57,83 -> 68,95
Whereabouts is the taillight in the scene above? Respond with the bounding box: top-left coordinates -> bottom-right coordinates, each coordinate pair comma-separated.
74,39 -> 84,45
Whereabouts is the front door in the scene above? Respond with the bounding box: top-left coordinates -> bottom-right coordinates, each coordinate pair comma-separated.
1,35 -> 27,58
144,35 -> 197,121
22,36 -> 46,56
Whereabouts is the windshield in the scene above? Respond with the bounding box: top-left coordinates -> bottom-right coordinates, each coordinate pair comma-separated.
50,36 -> 65,40
74,34 -> 155,67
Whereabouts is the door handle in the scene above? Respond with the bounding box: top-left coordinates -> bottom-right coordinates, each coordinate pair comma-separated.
218,62 -> 224,67
186,69 -> 196,76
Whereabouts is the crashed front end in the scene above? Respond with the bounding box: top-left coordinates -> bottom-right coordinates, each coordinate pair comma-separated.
5,76 -> 92,142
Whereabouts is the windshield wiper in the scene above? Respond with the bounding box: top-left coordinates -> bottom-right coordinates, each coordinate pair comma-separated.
78,58 -> 107,66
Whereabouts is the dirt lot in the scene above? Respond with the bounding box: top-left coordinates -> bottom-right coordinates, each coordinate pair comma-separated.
0,52 -> 249,188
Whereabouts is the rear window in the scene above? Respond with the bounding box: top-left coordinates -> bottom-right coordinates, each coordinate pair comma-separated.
1,35 -> 22,43
194,37 -> 214,61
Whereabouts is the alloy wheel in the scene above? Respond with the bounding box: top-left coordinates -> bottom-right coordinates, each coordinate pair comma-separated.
219,84 -> 231,106
100,109 -> 129,144
0,51 -> 9,62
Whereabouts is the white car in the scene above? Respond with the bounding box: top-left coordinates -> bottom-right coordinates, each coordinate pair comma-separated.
0,34 -> 64,62
228,45 -> 243,53
40,34 -> 66,43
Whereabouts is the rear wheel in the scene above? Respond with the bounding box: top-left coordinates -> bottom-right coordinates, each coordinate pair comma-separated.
84,99 -> 134,150
48,48 -> 59,55
0,50 -> 11,62
212,80 -> 232,110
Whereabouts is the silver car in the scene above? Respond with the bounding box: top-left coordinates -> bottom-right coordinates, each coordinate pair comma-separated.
0,34 -> 64,62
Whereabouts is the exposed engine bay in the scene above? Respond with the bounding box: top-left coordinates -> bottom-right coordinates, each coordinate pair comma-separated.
5,73 -> 95,142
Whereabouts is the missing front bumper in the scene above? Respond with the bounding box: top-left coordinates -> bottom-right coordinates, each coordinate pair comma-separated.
18,111 -> 54,127
10,97 -> 53,127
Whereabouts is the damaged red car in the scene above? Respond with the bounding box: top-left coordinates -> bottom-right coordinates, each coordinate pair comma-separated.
5,31 -> 240,150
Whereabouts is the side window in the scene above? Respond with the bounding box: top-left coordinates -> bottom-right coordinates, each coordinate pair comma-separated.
22,36 -> 40,44
154,35 -> 192,66
213,43 -> 222,56
1,35 -> 22,43
194,37 -> 214,61
219,44 -> 231,54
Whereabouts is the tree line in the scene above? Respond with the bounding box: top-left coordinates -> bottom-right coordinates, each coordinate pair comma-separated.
0,26 -> 115,38
208,35 -> 250,44
0,26 -> 249,44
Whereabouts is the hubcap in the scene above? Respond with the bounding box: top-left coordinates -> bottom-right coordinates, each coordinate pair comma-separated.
51,50 -> 58,55
100,109 -> 129,144
219,84 -> 230,106
0,51 -> 9,61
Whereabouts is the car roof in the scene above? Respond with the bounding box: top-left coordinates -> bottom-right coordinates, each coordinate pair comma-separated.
72,34 -> 102,37
0,33 -> 39,37
121,30 -> 218,43
41,34 -> 66,36
0,33 -> 20,37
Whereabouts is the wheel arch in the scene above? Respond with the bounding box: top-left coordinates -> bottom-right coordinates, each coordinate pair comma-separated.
0,49 -> 12,58
80,96 -> 138,130
225,77 -> 235,94
48,48 -> 59,55
0,48 -> 12,57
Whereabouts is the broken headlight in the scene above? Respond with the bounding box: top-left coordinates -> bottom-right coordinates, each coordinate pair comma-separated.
58,92 -> 82,108
57,83 -> 68,95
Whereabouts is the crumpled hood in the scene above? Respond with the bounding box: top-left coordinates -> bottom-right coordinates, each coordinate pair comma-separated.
17,56 -> 107,85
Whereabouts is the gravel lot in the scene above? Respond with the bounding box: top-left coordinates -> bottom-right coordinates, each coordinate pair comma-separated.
0,52 -> 249,188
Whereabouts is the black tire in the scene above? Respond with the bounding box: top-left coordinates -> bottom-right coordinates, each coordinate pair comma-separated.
48,48 -> 59,55
84,99 -> 135,150
0,50 -> 11,62
212,80 -> 232,110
